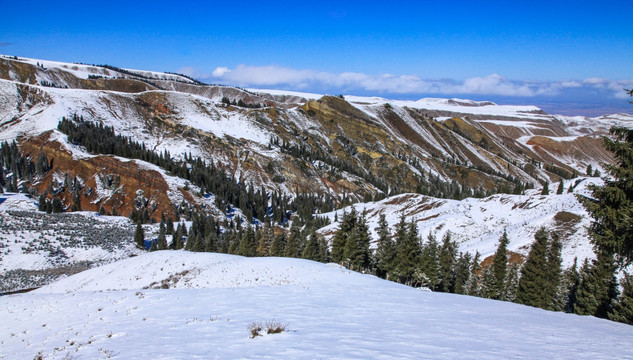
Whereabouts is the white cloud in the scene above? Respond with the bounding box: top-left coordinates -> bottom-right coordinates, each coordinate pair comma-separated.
560,81 -> 582,88
212,66 -> 231,77
202,64 -> 632,99
582,78 -> 633,99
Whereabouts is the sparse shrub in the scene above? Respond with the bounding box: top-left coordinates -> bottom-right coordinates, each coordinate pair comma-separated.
266,320 -> 286,334
248,322 -> 263,338
248,320 -> 286,338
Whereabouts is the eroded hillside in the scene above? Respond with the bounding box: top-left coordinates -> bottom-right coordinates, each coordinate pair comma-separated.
0,54 -> 629,223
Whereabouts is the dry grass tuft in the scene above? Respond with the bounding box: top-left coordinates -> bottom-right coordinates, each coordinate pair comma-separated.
266,320 -> 286,334
248,320 -> 287,338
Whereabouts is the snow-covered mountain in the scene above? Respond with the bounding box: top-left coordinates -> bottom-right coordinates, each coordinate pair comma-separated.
2,54 -> 633,359
2,54 -> 631,217
1,54 -> 632,287
1,251 -> 631,359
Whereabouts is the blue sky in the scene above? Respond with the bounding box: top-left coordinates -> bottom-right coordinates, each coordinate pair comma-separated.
2,0 -> 632,115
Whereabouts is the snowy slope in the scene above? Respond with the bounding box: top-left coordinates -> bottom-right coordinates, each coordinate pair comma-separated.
319,178 -> 601,266
34,251 -> 359,293
0,202 -> 142,292
2,251 -> 632,359
0,79 -> 271,157
0,209 -> 137,274
0,193 -> 38,211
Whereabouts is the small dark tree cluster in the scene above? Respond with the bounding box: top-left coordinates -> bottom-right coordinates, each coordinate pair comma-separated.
572,252 -> 619,318
0,140 -> 51,194
177,209 -> 331,263
331,208 -> 372,272
515,228 -> 562,310
221,96 -> 263,108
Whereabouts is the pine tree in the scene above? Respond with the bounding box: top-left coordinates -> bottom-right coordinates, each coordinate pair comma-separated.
318,237 -> 331,263
438,232 -> 457,293
573,258 -> 592,312
52,198 -> 63,213
157,221 -> 167,250
166,217 -> 174,235
562,257 -> 580,312
134,222 -> 145,250
180,222 -> 188,237
504,263 -> 521,302
609,273 -> 633,325
344,213 -> 371,271
356,212 -> 372,271
220,232 -> 231,254
171,226 -> 182,250
541,182 -> 550,195
205,231 -> 217,252
480,265 -> 496,299
574,251 -> 619,318
71,188 -> 81,212
184,229 -> 195,251
395,221 -> 422,285
343,224 -> 360,269
302,232 -> 322,261
239,226 -> 257,257
331,208 -> 357,263
579,126 -> 633,264
491,231 -> 509,300
38,194 -> 46,212
466,251 -> 482,296
193,232 -> 205,252
556,179 -> 564,194
453,252 -> 472,295
270,233 -> 287,257
544,233 -> 563,310
204,216 -> 216,242
586,164 -> 593,176
257,224 -> 273,256
517,228 -> 550,308
285,224 -> 301,258
454,252 -> 472,295
375,213 -> 396,279
228,230 -> 240,254
391,214 -> 408,279
419,232 -> 440,290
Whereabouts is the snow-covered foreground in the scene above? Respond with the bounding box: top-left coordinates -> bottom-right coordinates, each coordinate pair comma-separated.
2,252 -> 632,359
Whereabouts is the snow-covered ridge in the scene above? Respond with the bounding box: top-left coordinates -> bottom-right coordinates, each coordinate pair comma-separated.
3,54 -> 631,123
249,88 -> 633,124
246,89 -> 551,119
1,54 -> 195,84
35,251 -> 365,294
